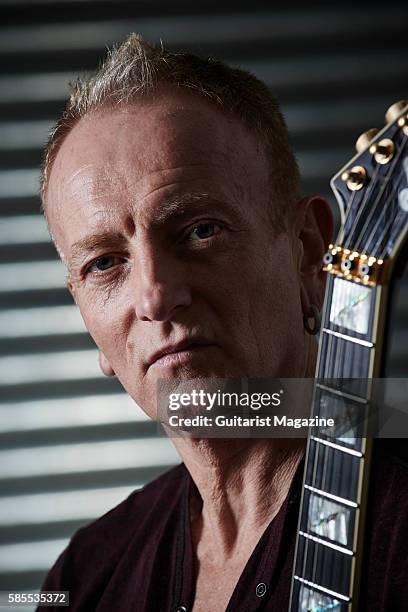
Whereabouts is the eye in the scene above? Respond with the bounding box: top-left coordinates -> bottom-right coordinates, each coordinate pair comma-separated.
87,255 -> 123,273
189,223 -> 223,241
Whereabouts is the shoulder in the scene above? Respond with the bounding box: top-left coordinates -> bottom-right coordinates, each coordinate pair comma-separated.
75,461 -> 186,540
369,439 -> 408,532
42,463 -> 187,591
363,440 -> 408,609
371,438 -> 408,495
77,461 -> 187,540
370,439 -> 408,525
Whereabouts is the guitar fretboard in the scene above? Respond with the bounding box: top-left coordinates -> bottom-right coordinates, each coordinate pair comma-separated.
290,274 -> 380,611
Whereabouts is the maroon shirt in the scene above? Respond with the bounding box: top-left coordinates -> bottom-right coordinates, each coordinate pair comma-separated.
38,440 -> 408,611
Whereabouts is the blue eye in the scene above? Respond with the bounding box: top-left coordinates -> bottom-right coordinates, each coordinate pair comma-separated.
88,255 -> 120,273
189,223 -> 222,241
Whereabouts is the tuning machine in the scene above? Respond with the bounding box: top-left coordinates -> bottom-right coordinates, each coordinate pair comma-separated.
341,166 -> 367,191
385,100 -> 408,124
386,100 -> 408,136
355,128 -> 379,153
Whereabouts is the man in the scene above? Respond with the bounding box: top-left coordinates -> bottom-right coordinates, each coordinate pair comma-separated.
38,35 -> 407,611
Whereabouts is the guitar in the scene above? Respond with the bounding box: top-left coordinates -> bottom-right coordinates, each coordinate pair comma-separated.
289,100 -> 408,611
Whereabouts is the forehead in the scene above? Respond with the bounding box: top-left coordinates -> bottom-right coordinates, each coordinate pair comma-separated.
46,90 -> 269,253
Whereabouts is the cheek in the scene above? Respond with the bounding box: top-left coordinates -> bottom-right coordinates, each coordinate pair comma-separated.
234,250 -> 303,365
76,292 -> 129,362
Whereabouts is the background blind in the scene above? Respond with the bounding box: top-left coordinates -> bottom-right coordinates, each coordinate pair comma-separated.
0,0 -> 407,598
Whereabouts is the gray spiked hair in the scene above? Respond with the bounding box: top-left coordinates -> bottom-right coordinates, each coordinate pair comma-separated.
40,33 -> 300,229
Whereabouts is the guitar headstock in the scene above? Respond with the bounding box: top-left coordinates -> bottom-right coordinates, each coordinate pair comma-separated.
326,100 -> 408,286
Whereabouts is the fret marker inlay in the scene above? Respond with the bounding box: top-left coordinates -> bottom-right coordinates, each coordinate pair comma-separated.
329,277 -> 372,334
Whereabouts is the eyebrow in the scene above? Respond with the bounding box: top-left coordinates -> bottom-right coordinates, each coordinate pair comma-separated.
152,192 -> 246,225
67,192 -> 246,271
69,231 -> 127,273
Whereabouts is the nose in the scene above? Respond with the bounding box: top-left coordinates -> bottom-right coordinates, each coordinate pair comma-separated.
132,245 -> 192,322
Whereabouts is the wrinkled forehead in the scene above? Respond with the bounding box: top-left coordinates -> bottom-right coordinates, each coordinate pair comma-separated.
45,94 -> 270,254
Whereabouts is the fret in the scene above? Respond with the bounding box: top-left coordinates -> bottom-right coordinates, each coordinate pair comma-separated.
312,386 -> 371,451
315,384 -> 368,405
318,333 -> 372,380
322,328 -> 374,348
303,485 -> 358,509
310,437 -> 363,458
295,537 -> 352,596
298,531 -> 354,556
293,581 -> 348,611
294,576 -> 350,602
305,439 -> 362,503
301,488 -> 355,548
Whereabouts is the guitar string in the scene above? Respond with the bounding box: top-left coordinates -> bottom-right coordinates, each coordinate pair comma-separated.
338,133 -> 407,395
337,189 -> 357,247
305,242 -> 364,602
329,148 -> 383,560
369,135 -> 408,255
303,283 -> 337,606
342,136 -> 407,465
369,157 -> 406,256
315,308 -> 359,603
299,304 -> 328,605
361,136 -> 407,258
310,426 -> 331,597
344,163 -> 382,249
379,211 -> 408,261
326,246 -> 368,605
334,133 -> 406,452
297,273 -> 330,605
302,396 -> 321,603
354,134 -> 407,253
375,164 -> 407,259
377,196 -> 405,260
376,168 -> 403,259
306,223 -> 365,603
304,284 -> 334,604
341,138 -> 408,455
312,281 -> 343,602
325,190 -> 354,569
312,316 -> 349,603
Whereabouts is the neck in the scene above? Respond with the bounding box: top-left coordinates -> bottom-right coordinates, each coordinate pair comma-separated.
172,436 -> 305,561
168,334 -> 315,562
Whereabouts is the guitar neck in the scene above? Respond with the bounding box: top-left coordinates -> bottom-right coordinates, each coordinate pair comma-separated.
289,99 -> 408,611
290,273 -> 388,611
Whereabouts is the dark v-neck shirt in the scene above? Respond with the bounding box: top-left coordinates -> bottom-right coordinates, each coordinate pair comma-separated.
38,440 -> 408,612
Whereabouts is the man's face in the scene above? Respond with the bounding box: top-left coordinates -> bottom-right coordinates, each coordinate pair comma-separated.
46,91 -> 307,418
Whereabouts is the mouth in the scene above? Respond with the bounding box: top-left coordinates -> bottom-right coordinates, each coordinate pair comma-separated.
147,338 -> 216,369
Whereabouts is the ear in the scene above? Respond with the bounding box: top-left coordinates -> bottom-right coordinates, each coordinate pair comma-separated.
99,351 -> 116,377
293,196 -> 333,313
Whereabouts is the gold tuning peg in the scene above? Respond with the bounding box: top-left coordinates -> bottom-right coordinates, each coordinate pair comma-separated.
341,165 -> 367,191
355,128 -> 379,153
385,100 -> 408,124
